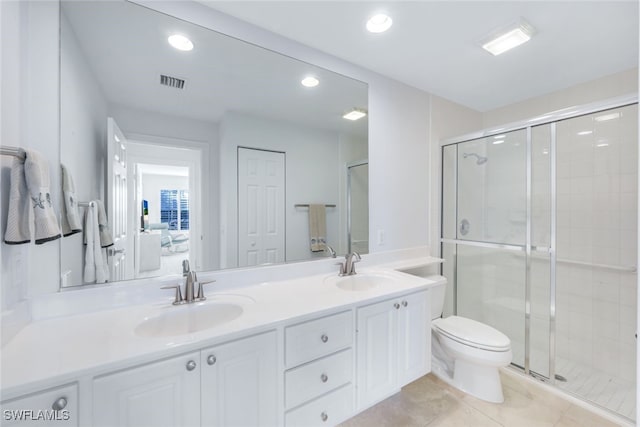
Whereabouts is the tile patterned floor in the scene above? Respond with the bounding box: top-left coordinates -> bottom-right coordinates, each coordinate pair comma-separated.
339,370 -> 628,427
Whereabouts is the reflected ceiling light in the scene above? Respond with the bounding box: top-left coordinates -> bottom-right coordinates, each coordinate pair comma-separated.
343,108 -> 368,121
481,18 -> 535,56
596,143 -> 609,147
594,112 -> 620,122
301,76 -> 319,88
366,13 -> 393,33
168,34 -> 194,51
493,134 -> 506,139
577,130 -> 593,136
492,140 -> 505,145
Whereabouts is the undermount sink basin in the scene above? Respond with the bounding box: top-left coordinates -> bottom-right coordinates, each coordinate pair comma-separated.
326,273 -> 395,291
135,302 -> 243,337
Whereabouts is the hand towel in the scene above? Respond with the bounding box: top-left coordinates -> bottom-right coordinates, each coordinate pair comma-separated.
308,204 -> 327,252
4,153 -> 31,244
83,203 -> 108,284
95,200 -> 114,248
24,149 -> 61,244
60,164 -> 82,236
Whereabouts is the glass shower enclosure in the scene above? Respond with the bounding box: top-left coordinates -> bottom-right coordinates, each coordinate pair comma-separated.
441,100 -> 638,421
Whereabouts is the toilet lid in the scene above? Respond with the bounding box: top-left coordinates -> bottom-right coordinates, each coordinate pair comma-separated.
433,316 -> 511,351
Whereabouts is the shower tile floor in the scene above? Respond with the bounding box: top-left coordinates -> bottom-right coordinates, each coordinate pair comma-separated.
511,346 -> 636,421
339,370 -> 629,427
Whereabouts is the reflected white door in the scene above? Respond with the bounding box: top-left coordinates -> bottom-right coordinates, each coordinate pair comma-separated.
107,117 -> 131,281
237,148 -> 285,267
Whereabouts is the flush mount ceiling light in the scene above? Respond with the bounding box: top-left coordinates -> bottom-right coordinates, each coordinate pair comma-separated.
366,13 -> 392,33
168,34 -> 194,51
301,76 -> 319,88
343,108 -> 367,121
480,18 -> 535,56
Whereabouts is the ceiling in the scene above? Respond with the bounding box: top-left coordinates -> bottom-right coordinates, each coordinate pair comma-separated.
203,1 -> 639,112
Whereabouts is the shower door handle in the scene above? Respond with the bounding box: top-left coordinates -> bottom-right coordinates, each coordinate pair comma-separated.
459,219 -> 470,236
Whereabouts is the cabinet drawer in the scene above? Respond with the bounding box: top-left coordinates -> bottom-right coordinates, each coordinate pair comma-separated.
285,311 -> 353,367
285,384 -> 354,427
1,383 -> 78,426
285,348 -> 353,409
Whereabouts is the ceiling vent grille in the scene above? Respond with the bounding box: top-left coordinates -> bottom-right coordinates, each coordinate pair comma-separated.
160,74 -> 185,89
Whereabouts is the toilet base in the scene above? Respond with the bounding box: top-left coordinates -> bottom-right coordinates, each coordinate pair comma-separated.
431,356 -> 505,403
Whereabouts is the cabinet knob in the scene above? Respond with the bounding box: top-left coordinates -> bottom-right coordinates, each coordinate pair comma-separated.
186,360 -> 197,371
321,334 -> 328,343
394,303 -> 400,310
207,355 -> 217,365
51,397 -> 67,411
402,300 -> 408,307
320,373 -> 328,383
321,412 -> 328,422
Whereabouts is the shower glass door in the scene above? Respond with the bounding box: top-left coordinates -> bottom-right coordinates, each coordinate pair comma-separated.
442,101 -> 637,421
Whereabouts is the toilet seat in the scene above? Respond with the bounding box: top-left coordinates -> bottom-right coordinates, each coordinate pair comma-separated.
433,316 -> 510,352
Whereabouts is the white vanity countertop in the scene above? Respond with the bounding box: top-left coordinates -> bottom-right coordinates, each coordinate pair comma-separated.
1,265 -> 445,398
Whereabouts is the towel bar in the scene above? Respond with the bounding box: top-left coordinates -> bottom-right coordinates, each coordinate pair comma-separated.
294,204 -> 336,208
0,146 -> 26,161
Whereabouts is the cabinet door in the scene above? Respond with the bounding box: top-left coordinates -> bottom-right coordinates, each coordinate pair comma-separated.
356,299 -> 397,409
201,331 -> 278,427
397,291 -> 429,385
92,352 -> 200,427
1,384 -> 78,426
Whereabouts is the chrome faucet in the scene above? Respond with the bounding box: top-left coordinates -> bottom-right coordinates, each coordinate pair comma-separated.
339,252 -> 361,276
162,260 -> 215,305
324,244 -> 337,258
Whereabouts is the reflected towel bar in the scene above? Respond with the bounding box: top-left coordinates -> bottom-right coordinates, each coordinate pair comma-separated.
0,146 -> 26,161
294,204 -> 336,208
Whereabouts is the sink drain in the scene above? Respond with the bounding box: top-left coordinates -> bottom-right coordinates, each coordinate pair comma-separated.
555,374 -> 567,382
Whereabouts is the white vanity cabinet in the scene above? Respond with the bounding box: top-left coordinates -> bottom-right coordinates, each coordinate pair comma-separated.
1,383 -> 78,426
92,351 -> 201,427
284,310 -> 355,426
92,330 -> 277,427
200,331 -> 278,426
356,290 -> 429,409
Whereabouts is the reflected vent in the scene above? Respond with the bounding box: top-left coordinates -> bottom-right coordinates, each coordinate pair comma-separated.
160,74 -> 185,89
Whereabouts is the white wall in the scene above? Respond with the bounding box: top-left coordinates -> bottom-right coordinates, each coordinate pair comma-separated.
59,11 -> 108,288
219,112 -> 342,267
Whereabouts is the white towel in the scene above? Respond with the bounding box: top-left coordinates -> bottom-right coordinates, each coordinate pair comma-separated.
4,153 -> 30,244
95,200 -> 114,248
308,204 -> 327,252
24,149 -> 61,244
60,164 -> 82,236
83,202 -> 108,284
4,149 -> 61,245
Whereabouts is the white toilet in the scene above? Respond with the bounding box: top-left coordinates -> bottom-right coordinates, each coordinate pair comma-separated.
430,278 -> 512,403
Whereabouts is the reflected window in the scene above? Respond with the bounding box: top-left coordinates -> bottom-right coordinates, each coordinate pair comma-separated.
160,189 -> 189,230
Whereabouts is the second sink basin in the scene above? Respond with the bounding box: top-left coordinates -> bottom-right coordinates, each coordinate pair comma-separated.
326,273 -> 395,291
135,302 -> 243,338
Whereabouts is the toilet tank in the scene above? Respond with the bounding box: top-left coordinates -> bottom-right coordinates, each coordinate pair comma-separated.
429,278 -> 447,320
399,267 -> 447,320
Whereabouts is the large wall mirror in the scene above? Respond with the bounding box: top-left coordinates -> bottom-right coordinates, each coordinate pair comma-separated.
60,0 -> 368,288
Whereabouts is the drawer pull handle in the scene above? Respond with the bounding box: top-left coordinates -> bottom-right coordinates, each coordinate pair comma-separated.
321,412 -> 328,422
51,397 -> 67,411
186,360 -> 197,371
321,334 -> 328,343
394,303 -> 400,310
402,300 -> 408,307
320,373 -> 328,383
207,355 -> 217,365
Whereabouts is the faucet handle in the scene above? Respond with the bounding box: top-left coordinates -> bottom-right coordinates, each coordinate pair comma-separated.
335,262 -> 346,276
196,280 -> 216,301
161,284 -> 184,305
182,259 -> 191,276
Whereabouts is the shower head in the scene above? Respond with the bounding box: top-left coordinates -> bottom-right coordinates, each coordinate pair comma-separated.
463,152 -> 488,165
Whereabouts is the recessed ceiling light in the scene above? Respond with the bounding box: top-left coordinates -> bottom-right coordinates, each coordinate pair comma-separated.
301,76 -> 319,88
168,34 -> 194,51
594,112 -> 620,122
481,18 -> 535,56
596,143 -> 609,147
577,130 -> 593,136
343,108 -> 367,121
366,14 -> 392,33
